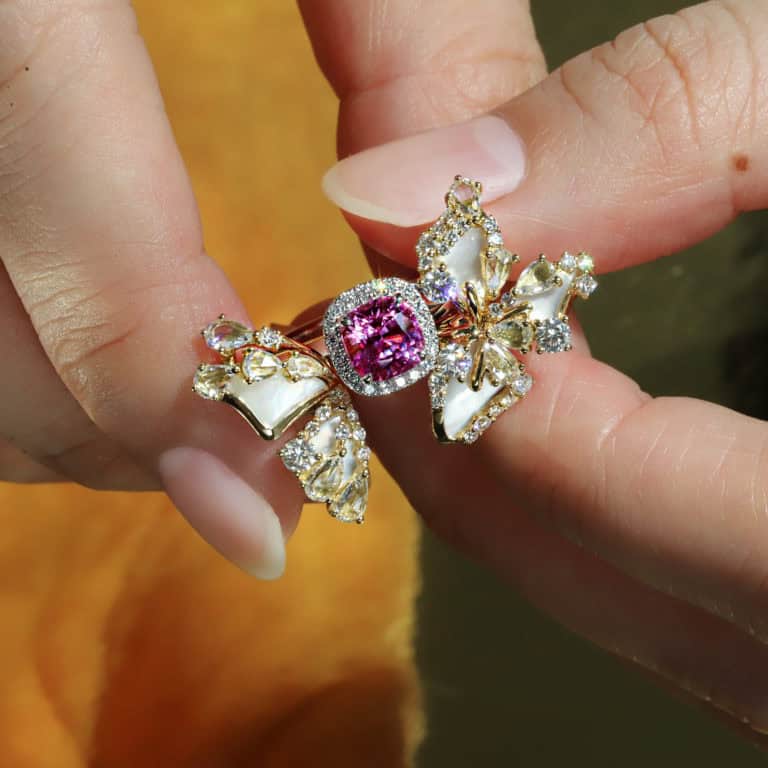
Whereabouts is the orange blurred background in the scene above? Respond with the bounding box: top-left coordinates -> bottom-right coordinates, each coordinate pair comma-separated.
0,3 -> 421,766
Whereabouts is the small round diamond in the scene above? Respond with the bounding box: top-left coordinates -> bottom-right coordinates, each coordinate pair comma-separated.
315,404 -> 332,421
256,326 -> 283,349
487,232 -> 503,246
420,269 -> 459,303
353,427 -> 367,441
511,374 -> 533,397
535,319 -> 572,353
559,252 -> 577,272
357,447 -> 371,462
474,416 -> 491,432
574,274 -> 598,298
437,342 -> 471,379
482,216 -> 498,233
280,438 -> 314,473
335,423 -> 352,440
577,253 -> 594,272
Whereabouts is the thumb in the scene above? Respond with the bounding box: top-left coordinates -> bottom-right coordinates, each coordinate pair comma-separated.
321,0 -> 768,274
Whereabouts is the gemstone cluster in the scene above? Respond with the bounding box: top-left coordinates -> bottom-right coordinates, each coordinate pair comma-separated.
323,277 -> 438,396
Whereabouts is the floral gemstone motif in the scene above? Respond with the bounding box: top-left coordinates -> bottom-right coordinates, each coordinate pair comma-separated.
340,295 -> 426,382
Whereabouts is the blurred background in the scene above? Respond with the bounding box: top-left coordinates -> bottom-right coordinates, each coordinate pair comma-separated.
419,1 -> 768,766
1,0 -> 766,766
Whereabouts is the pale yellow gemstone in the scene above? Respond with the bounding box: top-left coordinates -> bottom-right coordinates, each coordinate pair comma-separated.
304,456 -> 344,502
329,474 -> 369,523
515,257 -> 557,296
193,364 -> 233,401
577,252 -> 594,272
285,354 -> 327,380
483,341 -> 519,382
482,248 -> 512,297
242,349 -> 281,382
489,319 -> 533,350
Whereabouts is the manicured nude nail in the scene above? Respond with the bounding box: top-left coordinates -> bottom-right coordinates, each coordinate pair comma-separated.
322,115 -> 526,227
159,447 -> 285,580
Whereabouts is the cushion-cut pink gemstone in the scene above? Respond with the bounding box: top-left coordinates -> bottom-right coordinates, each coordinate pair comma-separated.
341,296 -> 425,381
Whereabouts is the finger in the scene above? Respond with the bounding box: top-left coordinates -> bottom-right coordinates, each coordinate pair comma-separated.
0,437 -> 64,483
0,1 -> 301,576
357,388 -> 768,735
0,261 -> 152,488
299,0 -> 546,154
321,0 -> 768,270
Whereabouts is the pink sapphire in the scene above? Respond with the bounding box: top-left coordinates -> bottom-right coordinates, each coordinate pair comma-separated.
341,295 -> 425,381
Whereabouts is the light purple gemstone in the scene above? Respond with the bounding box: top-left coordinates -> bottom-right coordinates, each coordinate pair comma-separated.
420,270 -> 459,303
341,295 -> 425,382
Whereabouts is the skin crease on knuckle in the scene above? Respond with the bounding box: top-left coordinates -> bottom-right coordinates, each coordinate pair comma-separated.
551,0 -> 766,227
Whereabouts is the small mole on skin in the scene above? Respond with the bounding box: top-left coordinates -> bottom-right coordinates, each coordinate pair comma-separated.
733,154 -> 750,172
24,66 -> 29,71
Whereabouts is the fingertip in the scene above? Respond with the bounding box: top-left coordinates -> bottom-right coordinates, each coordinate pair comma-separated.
159,447 -> 286,580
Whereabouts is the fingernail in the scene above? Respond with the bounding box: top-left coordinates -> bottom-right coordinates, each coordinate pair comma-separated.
158,447 -> 286,580
322,115 -> 526,227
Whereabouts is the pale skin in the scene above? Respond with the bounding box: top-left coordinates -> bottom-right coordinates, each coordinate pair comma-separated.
1,0 -> 768,741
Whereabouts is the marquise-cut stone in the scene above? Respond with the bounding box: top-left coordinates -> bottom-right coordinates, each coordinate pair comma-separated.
193,364 -> 233,401
242,349 -> 281,382
482,248 -> 512,297
329,474 -> 368,523
515,258 -> 557,297
284,354 -> 326,380
203,319 -> 252,354
341,295 -> 425,382
489,319 -> 533,350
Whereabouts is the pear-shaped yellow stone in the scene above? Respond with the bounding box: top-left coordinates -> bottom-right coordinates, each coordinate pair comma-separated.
304,456 -> 344,502
489,319 -> 533,350
242,348 -> 281,382
329,474 -> 369,523
284,354 -> 327,381
483,341 -> 519,382
515,257 -> 557,296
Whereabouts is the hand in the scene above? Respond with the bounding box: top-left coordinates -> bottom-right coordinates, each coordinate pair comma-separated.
0,2 -> 315,578
302,0 -> 768,736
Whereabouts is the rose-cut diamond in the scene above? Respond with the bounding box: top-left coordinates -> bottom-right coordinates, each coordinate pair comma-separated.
341,295 -> 425,381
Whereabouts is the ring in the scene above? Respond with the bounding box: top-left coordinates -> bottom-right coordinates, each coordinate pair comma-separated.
192,320 -> 371,524
191,176 -> 599,522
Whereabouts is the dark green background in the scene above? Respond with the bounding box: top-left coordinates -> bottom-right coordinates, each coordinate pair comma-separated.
417,1 -> 768,765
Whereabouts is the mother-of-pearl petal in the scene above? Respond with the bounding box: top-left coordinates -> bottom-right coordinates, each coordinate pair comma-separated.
227,373 -> 329,438
525,269 -> 574,321
441,376 -> 504,439
443,226 -> 487,301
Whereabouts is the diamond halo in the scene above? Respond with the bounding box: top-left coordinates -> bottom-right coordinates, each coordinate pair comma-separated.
323,277 -> 439,397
